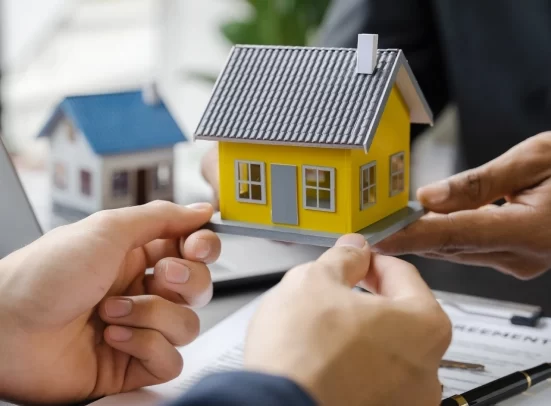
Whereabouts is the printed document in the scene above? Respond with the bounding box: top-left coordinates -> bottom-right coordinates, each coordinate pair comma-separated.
93,296 -> 551,405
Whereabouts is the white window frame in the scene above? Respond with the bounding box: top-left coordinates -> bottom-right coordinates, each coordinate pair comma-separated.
153,164 -> 172,191
389,152 -> 405,197
302,166 -> 336,212
235,160 -> 266,204
360,162 -> 377,210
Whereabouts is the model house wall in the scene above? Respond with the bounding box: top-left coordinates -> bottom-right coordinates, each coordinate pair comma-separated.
348,86 -> 410,230
218,86 -> 410,234
101,148 -> 174,210
49,118 -> 102,214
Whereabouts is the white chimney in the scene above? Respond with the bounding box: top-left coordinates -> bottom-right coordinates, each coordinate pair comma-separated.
356,34 -> 379,74
142,82 -> 161,106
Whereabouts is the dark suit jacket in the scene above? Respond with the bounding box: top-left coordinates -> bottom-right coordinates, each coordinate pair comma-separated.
167,372 -> 315,406
318,0 -> 551,312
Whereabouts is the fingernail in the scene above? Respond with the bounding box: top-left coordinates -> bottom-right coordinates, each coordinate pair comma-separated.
165,261 -> 191,284
105,298 -> 133,318
187,202 -> 212,212
109,326 -> 133,342
420,181 -> 450,205
193,238 -> 211,260
336,234 -> 366,249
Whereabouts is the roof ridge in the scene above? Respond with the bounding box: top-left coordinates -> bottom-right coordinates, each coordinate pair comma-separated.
64,89 -> 144,100
233,44 -> 401,53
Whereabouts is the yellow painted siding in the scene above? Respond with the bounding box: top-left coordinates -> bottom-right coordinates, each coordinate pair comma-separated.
217,85 -> 410,234
218,142 -> 352,233
349,85 -> 410,232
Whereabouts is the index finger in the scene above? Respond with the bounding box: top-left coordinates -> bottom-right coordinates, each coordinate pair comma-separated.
361,254 -> 434,300
374,206 -> 526,256
85,201 -> 214,251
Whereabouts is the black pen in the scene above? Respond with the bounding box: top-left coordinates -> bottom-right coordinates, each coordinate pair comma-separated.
441,363 -> 551,406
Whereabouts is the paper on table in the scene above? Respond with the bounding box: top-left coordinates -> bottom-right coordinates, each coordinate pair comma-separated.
441,305 -> 551,403
93,296 -> 551,406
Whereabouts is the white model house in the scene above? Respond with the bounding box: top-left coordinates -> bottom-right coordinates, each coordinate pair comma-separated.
38,88 -> 187,219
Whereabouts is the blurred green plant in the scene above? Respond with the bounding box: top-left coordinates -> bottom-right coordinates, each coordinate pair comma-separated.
189,0 -> 331,83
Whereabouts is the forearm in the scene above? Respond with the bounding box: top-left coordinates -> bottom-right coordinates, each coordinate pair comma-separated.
169,371 -> 317,406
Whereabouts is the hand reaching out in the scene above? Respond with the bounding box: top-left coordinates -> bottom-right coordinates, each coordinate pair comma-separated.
377,132 -> 551,279
246,235 -> 451,406
0,201 -> 221,404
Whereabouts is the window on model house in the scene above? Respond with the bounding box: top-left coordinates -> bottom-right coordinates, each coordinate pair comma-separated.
303,166 -> 335,212
361,162 -> 376,209
80,170 -> 92,196
153,164 -> 171,190
112,171 -> 129,197
65,120 -> 77,142
236,161 -> 265,203
54,163 -> 67,190
390,152 -> 405,196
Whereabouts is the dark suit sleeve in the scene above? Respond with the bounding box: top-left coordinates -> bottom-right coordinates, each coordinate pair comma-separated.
317,0 -> 450,139
166,371 -> 317,406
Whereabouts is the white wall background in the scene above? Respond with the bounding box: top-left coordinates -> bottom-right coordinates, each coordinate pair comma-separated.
1,0 -> 70,69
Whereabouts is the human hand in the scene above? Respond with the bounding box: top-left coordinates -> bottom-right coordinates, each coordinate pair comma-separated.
0,201 -> 221,405
245,234 -> 451,406
376,132 -> 551,279
200,144 -> 220,210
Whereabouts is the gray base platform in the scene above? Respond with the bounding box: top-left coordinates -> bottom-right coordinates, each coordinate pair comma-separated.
204,201 -> 426,247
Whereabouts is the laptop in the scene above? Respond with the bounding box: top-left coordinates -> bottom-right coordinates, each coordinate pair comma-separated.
0,138 -> 326,285
0,137 -> 43,258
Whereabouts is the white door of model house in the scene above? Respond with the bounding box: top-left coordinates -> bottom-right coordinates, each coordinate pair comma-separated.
270,164 -> 298,225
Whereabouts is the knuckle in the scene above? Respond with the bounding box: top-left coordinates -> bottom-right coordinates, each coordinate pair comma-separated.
526,133 -> 551,154
145,296 -> 164,320
313,302 -> 344,326
339,246 -> 367,263
284,262 -> 313,281
147,200 -> 174,211
318,246 -> 366,270
90,210 -> 120,229
460,170 -> 484,203
143,331 -> 162,355
434,215 -> 460,253
307,261 -> 332,278
423,302 -> 453,348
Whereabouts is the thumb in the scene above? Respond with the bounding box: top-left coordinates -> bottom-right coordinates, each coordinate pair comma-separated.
314,234 -> 371,288
418,135 -> 551,213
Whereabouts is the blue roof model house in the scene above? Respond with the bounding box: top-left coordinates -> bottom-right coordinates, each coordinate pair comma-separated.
38,86 -> 186,219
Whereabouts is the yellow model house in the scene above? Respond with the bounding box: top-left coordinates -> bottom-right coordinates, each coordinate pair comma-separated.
196,34 -> 433,245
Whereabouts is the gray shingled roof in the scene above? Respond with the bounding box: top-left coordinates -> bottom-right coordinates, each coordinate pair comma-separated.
194,45 -> 432,150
